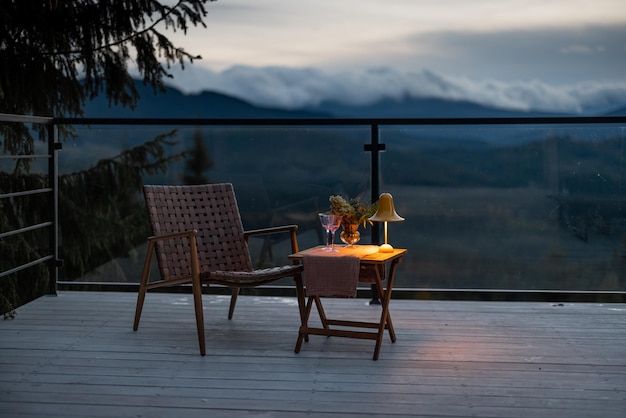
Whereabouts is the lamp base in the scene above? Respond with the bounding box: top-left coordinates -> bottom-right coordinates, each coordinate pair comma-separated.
378,243 -> 394,253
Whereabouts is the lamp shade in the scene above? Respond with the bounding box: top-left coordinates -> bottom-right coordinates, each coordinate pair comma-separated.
368,193 -> 404,222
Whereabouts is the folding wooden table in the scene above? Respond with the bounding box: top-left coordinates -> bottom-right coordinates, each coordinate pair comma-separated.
289,245 -> 407,360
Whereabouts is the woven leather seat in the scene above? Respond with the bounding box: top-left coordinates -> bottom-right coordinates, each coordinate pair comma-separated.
133,183 -> 304,355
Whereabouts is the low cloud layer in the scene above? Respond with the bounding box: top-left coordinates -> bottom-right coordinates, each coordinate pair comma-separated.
160,20 -> 626,115
165,65 -> 626,114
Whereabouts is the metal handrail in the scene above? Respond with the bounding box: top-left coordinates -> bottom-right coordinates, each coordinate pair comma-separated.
0,113 -> 52,124
56,115 -> 626,125
0,221 -> 53,240
0,188 -> 52,199
0,256 -> 55,279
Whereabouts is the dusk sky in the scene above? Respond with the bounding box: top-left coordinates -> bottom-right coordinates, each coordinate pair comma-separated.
159,0 -> 626,113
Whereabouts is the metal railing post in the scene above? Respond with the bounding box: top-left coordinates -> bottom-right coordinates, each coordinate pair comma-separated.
47,122 -> 60,295
365,123 -> 385,304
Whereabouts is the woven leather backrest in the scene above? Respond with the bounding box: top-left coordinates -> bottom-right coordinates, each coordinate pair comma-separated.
143,183 -> 254,280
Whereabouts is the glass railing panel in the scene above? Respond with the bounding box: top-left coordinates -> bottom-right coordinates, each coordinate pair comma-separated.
380,123 -> 626,291
58,125 -> 373,284
55,120 -> 626,293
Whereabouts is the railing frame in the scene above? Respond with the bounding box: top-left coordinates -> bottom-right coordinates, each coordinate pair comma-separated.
3,114 -> 626,302
0,113 -> 60,295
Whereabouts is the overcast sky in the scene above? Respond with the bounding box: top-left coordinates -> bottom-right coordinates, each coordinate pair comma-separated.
159,0 -> 626,113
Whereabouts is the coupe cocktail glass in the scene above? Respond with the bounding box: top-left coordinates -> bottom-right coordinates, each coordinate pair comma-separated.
327,214 -> 342,252
318,213 -> 331,250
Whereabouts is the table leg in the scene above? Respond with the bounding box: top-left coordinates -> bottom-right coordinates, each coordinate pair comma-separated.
294,273 -> 308,342
295,296 -> 315,353
373,258 -> 401,360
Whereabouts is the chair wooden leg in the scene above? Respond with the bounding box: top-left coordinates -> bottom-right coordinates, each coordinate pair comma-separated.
187,237 -> 206,356
228,287 -> 240,319
191,277 -> 206,356
133,286 -> 147,331
133,241 -> 154,331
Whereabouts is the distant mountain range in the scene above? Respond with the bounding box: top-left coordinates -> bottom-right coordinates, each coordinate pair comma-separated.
82,81 -> 328,119
82,80 -> 626,119
304,96 -> 571,118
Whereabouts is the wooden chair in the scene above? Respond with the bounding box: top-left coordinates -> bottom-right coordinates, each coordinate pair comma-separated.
133,183 -> 305,355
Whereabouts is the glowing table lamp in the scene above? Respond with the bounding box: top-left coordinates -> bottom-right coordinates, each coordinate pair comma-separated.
368,193 -> 405,253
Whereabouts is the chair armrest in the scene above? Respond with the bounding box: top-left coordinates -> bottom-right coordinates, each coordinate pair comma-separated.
244,224 -> 299,253
244,224 -> 298,237
148,229 -> 197,242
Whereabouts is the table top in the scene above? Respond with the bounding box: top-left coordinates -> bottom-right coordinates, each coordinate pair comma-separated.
289,245 -> 406,264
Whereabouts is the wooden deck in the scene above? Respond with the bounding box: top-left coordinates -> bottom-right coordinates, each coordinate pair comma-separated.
1,291 -> 625,418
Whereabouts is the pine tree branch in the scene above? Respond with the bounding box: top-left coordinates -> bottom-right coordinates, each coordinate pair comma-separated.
43,1 -> 202,58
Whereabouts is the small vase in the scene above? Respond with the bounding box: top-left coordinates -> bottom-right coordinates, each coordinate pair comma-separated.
339,223 -> 361,246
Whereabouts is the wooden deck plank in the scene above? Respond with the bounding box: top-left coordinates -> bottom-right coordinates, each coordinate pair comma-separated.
1,291 -> 625,417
